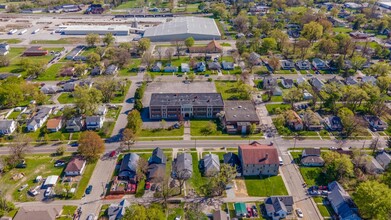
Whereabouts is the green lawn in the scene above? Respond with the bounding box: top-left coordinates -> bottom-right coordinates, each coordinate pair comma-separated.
190,120 -> 262,139
2,154 -> 71,202
0,39 -> 22,44
58,206 -> 77,220
317,204 -> 331,218
80,47 -> 98,56
37,63 -> 70,81
215,80 -> 250,100
265,104 -> 291,115
7,111 -> 20,119
244,176 -> 288,197
135,179 -> 145,197
285,6 -> 308,13
118,59 -> 141,76
111,81 -> 131,103
57,93 -> 74,104
139,127 -> 184,137
332,27 -> 352,33
98,122 -> 116,138
115,0 -> 141,9
189,152 -> 207,194
73,161 -> 97,199
168,205 -> 185,220
299,167 -> 328,186
31,39 -> 72,44
99,204 -> 110,218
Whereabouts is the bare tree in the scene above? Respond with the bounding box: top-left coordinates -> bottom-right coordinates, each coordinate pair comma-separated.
156,47 -> 164,61
136,157 -> 149,182
165,48 -> 174,62
141,51 -> 155,69
120,128 -> 137,151
8,134 -> 32,166
172,40 -> 184,59
174,169 -> 192,193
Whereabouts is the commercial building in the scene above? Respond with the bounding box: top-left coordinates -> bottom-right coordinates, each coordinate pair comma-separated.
149,93 -> 224,120
23,46 -> 48,56
239,142 -> 279,176
143,17 -> 221,41
223,100 -> 260,134
61,25 -> 130,36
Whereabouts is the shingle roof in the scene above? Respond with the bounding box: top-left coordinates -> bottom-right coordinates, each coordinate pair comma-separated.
203,153 -> 220,174
149,147 -> 166,165
64,157 -> 86,173
108,199 -> 130,220
264,196 -> 294,214
213,210 -> 228,220
0,120 -> 15,130
13,206 -> 62,220
239,142 -> 279,165
301,156 -> 325,164
328,181 -> 361,220
46,118 -> 62,129
303,148 -> 321,156
376,152 -> 391,169
119,153 -> 139,178
147,163 -> 166,182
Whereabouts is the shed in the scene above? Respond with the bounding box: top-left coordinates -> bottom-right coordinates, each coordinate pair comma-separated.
43,175 -> 59,188
234,202 -> 247,217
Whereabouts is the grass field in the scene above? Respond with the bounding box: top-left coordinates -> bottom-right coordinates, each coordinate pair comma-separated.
118,59 -> 141,76
98,122 -> 116,138
265,103 -> 291,115
215,80 -> 249,100
111,81 -> 131,103
245,176 -> 288,197
189,152 -> 207,194
57,93 -> 74,104
37,63 -> 70,81
286,6 -> 308,13
31,39 -> 72,44
140,127 -> 184,137
332,27 -> 353,33
58,206 -> 77,220
0,39 -> 22,44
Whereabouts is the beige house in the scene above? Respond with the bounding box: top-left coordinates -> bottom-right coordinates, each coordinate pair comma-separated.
238,142 -> 279,176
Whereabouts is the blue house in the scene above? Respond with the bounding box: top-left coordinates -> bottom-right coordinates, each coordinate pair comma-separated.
194,62 -> 206,72
164,64 -> 178,73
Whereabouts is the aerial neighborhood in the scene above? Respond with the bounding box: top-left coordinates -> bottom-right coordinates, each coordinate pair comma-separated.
1,0 -> 391,219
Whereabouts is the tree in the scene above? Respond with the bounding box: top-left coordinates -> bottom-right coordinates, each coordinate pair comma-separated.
137,38 -> 151,54
340,85 -> 368,112
317,38 -> 337,59
261,38 -> 277,53
353,181 -> 391,220
323,151 -> 354,182
74,63 -> 87,76
185,203 -> 208,220
270,29 -> 289,52
160,119 -> 167,129
296,38 -> 311,59
120,128 -> 137,151
78,131 -> 105,161
366,62 -> 391,76
283,87 -> 303,108
335,33 -> 353,59
184,37 -> 195,51
85,33 -> 99,47
233,11 -> 249,33
8,134 -> 31,166
0,197 -> 15,216
369,136 -> 382,154
87,52 -> 101,67
201,164 -> 237,196
173,40 -> 183,59
95,78 -> 117,103
165,48 -> 174,62
323,83 -> 342,113
0,56 -> 10,67
301,21 -> 323,44
136,157 -> 148,181
249,123 -> 257,135
338,107 -> 360,138
56,145 -> 67,156
156,47 -> 163,61
113,48 -> 131,68
187,73 -> 195,82
26,61 -> 46,78
200,121 -> 217,135
377,75 -> 391,94
74,86 -> 103,116
123,205 -> 147,220
127,110 -> 143,134
351,55 -> 367,71
103,33 -> 115,46
268,56 -> 280,72
141,51 -> 155,69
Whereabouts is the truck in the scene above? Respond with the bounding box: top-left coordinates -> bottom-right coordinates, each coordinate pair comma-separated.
32,28 -> 40,34
19,29 -> 27,35
8,29 -> 18,35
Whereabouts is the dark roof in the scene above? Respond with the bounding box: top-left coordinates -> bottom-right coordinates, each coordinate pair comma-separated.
301,156 -> 325,165
150,93 -> 224,107
239,142 -> 279,165
149,147 -> 166,165
172,153 -> 193,179
223,152 -> 241,167
224,101 -> 259,123
264,196 -> 294,214
303,148 -> 321,156
147,163 -> 166,182
119,153 -> 140,179
213,210 -> 229,220
108,199 -> 130,220
208,62 -> 221,70
283,79 -> 294,85
222,61 -> 234,70
328,181 -> 361,220
64,157 -> 86,173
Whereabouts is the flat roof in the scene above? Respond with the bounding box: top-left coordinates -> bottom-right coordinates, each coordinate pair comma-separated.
224,101 -> 259,122
150,93 -> 223,107
62,25 -> 130,31
143,17 -> 221,38
379,1 -> 391,7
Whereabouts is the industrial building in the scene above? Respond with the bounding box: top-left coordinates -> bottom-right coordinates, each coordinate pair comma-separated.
143,17 -> 221,42
60,25 -> 130,36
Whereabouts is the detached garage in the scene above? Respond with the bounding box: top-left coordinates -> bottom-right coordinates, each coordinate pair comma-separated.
43,175 -> 59,188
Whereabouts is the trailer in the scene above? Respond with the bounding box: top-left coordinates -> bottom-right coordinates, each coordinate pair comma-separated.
32,29 -> 40,34
19,29 -> 27,35
8,29 -> 18,35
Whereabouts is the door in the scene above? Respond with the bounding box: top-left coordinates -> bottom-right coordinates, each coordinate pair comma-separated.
241,125 -> 246,134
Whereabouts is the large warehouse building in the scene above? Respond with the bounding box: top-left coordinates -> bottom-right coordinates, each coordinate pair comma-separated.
60,25 -> 130,36
143,17 -> 221,42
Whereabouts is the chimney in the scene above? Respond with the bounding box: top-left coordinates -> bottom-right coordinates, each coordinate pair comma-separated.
265,153 -> 269,160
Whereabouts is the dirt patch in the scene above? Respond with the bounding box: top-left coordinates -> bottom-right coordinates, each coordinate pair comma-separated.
234,178 -> 248,197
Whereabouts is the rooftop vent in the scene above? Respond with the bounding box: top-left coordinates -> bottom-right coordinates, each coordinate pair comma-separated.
233,115 -> 237,117
238,105 -> 242,108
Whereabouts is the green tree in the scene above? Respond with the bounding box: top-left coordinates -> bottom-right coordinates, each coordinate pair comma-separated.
261,38 -> 277,53
376,76 -> 391,94
335,33 -> 353,59
365,62 -> 391,76
200,121 -> 217,135
26,61 -> 46,78
323,151 -> 354,182
353,181 -> 391,220
270,29 -> 289,52
103,33 -> 115,46
74,63 -> 87,76
184,37 -> 195,51
56,145 -> 66,156
120,128 -> 137,151
283,87 -> 303,108
0,55 -> 10,67
340,85 -> 368,112
323,83 -> 342,113
185,203 -> 208,220
337,107 -> 359,138
233,11 -> 249,33
78,131 -> 105,161
87,52 -> 101,67
317,38 -> 337,59
73,86 -> 103,116
201,163 -> 237,196
95,77 -> 118,103
301,21 -> 323,44
123,204 -> 147,220
85,33 -> 99,47
137,38 -> 151,54
127,110 -> 143,134
351,55 -> 366,71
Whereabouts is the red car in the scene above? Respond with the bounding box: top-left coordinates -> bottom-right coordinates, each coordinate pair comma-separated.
109,151 -> 116,157
145,181 -> 151,190
247,207 -> 253,217
130,184 -> 137,193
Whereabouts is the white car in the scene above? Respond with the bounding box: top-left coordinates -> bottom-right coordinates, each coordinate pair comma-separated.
29,189 -> 39,196
44,187 -> 52,197
296,208 -> 304,218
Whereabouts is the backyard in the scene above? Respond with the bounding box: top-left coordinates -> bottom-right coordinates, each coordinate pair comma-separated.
244,176 -> 288,197
215,80 -> 250,100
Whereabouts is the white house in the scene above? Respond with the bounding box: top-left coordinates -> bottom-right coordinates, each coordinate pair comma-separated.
86,116 -> 104,130
27,107 -> 52,132
64,157 -> 86,176
181,63 -> 190,73
0,120 -> 17,135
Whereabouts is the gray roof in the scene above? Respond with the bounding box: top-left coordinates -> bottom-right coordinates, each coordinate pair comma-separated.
302,148 -> 321,156
213,210 -> 229,220
376,152 -> 391,169
310,77 -> 324,90
328,181 -> 361,220
282,79 -> 294,86
108,199 -> 130,220
345,76 -> 358,85
86,116 -> 102,124
119,153 -> 140,179
203,154 -> 220,175
223,152 -> 240,168
150,93 -> 224,107
208,62 -> 221,70
264,196 -> 294,214
301,156 -> 325,165
28,107 -> 51,127
143,17 -> 221,41
147,163 -> 166,182
224,100 -> 259,123
172,153 -> 193,179
66,117 -> 83,127
0,120 -> 15,130
105,64 -> 117,75
222,61 -> 234,70
361,76 -> 376,84
149,147 -> 166,165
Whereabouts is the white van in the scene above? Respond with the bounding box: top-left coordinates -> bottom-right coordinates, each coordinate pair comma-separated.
279,156 -> 283,166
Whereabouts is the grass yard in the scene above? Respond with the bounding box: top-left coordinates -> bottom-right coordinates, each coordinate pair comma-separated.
139,126 -> 184,137
332,27 -> 352,33
30,38 -> 85,44
317,204 -> 331,218
286,6 -> 308,13
0,39 -> 22,44
37,63 -> 69,81
98,122 -> 116,138
265,104 -> 291,115
73,161 -> 97,199
57,93 -> 75,104
58,206 -> 77,220
99,204 -> 110,218
118,59 -> 141,76
299,167 -> 328,186
167,204 -> 185,220
106,107 -> 122,120
7,111 -> 20,119
1,154 -> 72,202
215,80 -> 250,100
189,152 -> 207,194
135,179 -> 145,197
115,0 -> 142,9
111,81 -> 131,103
244,176 -> 288,197
190,120 -> 263,139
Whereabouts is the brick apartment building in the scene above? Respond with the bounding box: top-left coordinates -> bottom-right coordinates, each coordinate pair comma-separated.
149,93 -> 224,120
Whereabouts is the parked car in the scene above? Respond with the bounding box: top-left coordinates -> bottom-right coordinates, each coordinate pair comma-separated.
44,187 -> 52,197
130,184 -> 137,193
246,207 -> 253,217
29,189 -> 39,196
16,163 -> 27,168
296,208 -> 304,218
85,185 -> 93,194
19,184 -> 28,192
54,160 -> 66,167
145,181 -> 151,190
69,142 -> 79,147
86,214 -> 95,220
